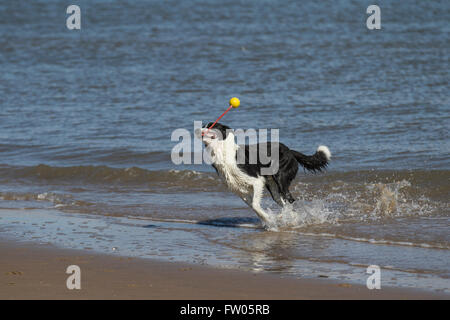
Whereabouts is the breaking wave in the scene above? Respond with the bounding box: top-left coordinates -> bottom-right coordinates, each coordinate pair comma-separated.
0,164 -> 221,191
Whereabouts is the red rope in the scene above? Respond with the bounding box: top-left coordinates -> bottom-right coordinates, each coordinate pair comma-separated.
202,105 -> 233,136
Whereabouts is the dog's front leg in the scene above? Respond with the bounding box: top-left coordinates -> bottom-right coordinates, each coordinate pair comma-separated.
251,180 -> 271,226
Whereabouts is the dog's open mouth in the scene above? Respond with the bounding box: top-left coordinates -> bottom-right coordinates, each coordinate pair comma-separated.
201,130 -> 217,141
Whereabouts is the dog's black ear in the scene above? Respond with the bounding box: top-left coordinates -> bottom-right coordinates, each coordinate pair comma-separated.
215,123 -> 233,140
220,123 -> 232,131
204,122 -> 231,130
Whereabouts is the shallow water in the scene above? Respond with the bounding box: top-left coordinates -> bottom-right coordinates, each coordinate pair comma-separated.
0,1 -> 449,292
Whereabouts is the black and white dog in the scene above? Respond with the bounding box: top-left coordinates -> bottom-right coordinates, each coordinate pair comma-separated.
197,123 -> 331,226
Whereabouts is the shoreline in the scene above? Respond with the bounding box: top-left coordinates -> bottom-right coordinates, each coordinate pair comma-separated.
1,239 -> 447,300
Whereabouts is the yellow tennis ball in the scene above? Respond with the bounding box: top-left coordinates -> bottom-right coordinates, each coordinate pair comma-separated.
230,97 -> 240,108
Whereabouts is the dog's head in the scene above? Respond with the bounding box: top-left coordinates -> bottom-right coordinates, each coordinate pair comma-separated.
196,122 -> 233,147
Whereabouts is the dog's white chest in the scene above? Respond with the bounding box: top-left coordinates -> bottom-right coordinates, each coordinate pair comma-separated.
215,162 -> 252,195
215,163 -> 258,203
208,136 -> 259,203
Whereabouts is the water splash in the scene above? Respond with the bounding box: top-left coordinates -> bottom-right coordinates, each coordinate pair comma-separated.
261,177 -> 439,231
264,199 -> 339,231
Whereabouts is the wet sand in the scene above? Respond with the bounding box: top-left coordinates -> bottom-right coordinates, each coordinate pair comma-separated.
0,240 -> 446,300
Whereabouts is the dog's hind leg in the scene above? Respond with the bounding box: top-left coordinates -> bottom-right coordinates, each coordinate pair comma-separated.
266,175 -> 295,206
251,179 -> 271,225
265,176 -> 285,207
274,161 -> 298,205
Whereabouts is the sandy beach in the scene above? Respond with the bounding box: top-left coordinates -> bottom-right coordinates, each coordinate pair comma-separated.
0,240 -> 446,300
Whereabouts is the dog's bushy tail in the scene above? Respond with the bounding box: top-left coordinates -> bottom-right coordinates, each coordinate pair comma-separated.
290,145 -> 331,173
